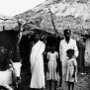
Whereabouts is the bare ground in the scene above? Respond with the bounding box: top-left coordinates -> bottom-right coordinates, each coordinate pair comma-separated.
17,68 -> 90,90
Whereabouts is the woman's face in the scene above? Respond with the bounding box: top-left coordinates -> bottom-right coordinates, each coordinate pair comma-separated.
34,34 -> 39,41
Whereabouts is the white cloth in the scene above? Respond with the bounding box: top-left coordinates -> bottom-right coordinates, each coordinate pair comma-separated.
59,38 -> 79,66
47,51 -> 59,80
84,38 -> 90,66
66,58 -> 77,82
30,40 -> 45,88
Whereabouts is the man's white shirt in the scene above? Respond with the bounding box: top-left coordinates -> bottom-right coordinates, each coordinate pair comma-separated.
59,38 -> 79,66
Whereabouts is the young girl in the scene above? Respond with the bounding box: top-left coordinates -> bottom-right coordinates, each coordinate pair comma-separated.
46,47 -> 59,90
66,49 -> 77,90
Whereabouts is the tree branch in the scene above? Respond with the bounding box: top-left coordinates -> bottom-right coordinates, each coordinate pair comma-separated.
48,8 -> 60,37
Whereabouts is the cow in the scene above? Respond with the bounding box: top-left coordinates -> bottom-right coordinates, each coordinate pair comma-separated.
0,30 -> 22,90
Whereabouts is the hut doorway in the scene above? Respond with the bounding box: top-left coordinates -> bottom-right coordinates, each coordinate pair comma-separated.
19,31 -> 61,74
19,34 -> 31,73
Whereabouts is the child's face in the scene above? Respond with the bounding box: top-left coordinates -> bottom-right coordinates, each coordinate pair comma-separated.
67,53 -> 69,57
67,53 -> 72,59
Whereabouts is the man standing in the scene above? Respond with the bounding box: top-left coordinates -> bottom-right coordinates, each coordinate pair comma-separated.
30,34 -> 45,90
59,29 -> 79,90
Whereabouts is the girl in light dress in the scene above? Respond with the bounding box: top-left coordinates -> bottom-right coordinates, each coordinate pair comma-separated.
66,49 -> 77,90
46,47 -> 59,90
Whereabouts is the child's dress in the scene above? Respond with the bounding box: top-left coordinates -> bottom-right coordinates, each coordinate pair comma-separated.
47,51 -> 59,80
66,58 -> 77,82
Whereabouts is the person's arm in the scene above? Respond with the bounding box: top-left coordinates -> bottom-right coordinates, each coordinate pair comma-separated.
59,41 -> 63,61
56,51 -> 59,59
47,52 -> 50,72
47,52 -> 50,60
72,59 -> 77,78
56,51 -> 60,73
73,40 -> 79,58
72,65 -> 76,78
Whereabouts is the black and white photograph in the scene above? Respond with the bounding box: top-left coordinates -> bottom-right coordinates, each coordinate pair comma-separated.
0,0 -> 90,90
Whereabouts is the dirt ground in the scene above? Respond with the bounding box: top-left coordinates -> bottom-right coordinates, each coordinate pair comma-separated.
74,73 -> 90,90
16,67 -> 90,90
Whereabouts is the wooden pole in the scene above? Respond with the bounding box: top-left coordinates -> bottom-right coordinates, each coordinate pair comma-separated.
48,8 -> 60,37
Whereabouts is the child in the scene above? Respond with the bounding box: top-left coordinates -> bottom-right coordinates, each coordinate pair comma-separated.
66,49 -> 77,90
46,47 -> 59,90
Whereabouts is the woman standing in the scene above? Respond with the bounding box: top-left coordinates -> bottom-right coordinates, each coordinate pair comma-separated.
30,34 -> 46,90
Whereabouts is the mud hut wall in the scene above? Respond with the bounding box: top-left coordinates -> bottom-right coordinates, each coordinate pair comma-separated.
19,35 -> 31,72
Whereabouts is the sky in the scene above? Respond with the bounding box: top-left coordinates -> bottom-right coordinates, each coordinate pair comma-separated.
0,0 -> 45,17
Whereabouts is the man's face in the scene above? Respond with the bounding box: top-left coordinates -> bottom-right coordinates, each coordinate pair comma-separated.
64,30 -> 71,39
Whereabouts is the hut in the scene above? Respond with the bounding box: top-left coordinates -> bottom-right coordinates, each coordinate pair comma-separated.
1,0 -> 90,72
14,0 -> 90,71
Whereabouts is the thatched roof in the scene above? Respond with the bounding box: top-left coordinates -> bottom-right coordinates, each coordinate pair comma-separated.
0,14 -> 19,31
14,0 -> 90,39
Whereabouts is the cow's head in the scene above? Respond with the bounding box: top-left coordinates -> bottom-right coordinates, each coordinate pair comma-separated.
11,61 -> 22,84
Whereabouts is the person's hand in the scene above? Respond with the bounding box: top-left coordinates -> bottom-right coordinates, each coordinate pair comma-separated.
73,55 -> 76,59
43,52 -> 46,55
72,74 -> 75,78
